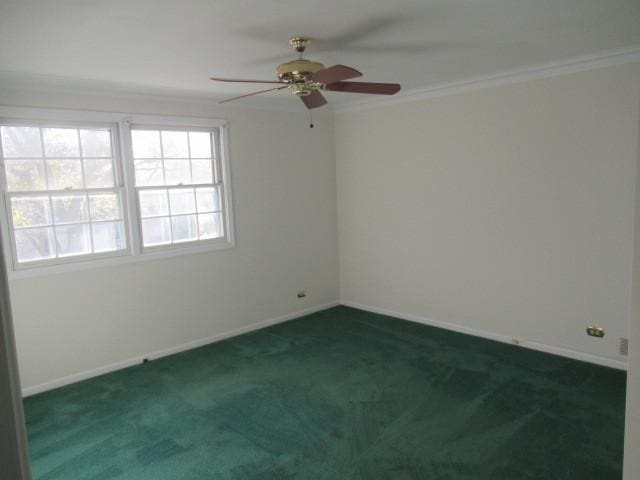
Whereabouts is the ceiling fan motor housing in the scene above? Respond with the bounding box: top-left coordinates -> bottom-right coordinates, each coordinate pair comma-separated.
276,58 -> 325,85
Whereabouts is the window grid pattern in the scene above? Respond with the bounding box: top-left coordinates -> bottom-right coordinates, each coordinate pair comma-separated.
131,128 -> 225,248
0,125 -> 126,264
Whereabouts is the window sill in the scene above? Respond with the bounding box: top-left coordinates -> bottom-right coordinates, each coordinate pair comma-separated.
8,238 -> 235,280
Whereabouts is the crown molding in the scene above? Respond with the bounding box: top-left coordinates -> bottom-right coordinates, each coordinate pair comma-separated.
1,45 -> 639,115
331,45 -> 640,113
0,71 -> 312,114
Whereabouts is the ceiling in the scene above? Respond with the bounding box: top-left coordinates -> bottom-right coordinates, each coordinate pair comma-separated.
0,0 -> 639,109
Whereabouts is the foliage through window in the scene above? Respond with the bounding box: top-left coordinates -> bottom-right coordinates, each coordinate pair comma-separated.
0,125 -> 126,264
0,111 -> 233,272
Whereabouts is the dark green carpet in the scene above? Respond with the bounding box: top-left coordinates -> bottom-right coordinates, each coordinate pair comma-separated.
24,306 -> 626,479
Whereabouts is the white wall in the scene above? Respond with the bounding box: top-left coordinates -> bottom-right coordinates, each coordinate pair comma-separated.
335,62 -> 640,364
0,87 -> 339,392
3,60 -> 639,394
623,89 -> 640,479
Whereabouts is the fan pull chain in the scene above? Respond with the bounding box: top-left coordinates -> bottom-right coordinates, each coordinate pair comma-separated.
309,110 -> 314,129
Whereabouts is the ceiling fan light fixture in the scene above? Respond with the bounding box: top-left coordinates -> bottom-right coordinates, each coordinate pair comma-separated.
292,83 -> 315,97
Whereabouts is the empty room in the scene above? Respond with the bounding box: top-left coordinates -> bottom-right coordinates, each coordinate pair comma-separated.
1,1 -> 640,479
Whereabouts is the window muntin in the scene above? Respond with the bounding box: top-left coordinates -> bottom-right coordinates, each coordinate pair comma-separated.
0,124 -> 127,264
130,127 -> 225,248
0,109 -> 233,275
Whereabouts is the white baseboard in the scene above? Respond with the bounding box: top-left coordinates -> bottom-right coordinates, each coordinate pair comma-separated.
340,300 -> 628,371
22,301 -> 339,397
23,299 -> 624,397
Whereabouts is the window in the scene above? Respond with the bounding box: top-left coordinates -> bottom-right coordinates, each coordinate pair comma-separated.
0,124 -> 126,265
130,127 -> 225,248
0,108 -> 234,275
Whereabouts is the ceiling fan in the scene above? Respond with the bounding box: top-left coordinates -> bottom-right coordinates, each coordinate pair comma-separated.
210,36 -> 401,109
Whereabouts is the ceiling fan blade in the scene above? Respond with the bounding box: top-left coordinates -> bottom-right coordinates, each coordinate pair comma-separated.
218,86 -> 289,104
300,91 -> 328,109
325,81 -> 401,95
211,77 -> 285,84
310,65 -> 362,85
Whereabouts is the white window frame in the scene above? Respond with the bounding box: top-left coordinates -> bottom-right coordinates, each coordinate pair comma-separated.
0,107 -> 235,279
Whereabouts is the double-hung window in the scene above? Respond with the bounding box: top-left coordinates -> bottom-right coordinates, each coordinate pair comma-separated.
0,123 -> 127,265
0,108 -> 234,275
129,126 -> 225,248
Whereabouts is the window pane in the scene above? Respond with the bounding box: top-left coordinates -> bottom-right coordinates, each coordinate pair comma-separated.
196,186 -> 220,212
51,194 -> 89,224
5,159 -> 46,191
43,128 -> 80,157
84,158 -> 114,188
142,217 -> 171,246
171,215 -> 197,243
131,130 -> 161,158
89,193 -> 120,221
161,131 -> 189,158
191,159 -> 213,184
1,126 -> 42,158
47,159 -> 83,190
80,130 -> 111,157
134,159 -> 163,186
11,196 -> 51,228
189,131 -> 212,158
2,124 -> 129,265
55,223 -> 91,257
164,160 -> 190,185
198,212 -> 223,239
138,189 -> 169,218
169,188 -> 195,215
15,227 -> 55,262
92,221 -> 125,253
130,126 -> 226,251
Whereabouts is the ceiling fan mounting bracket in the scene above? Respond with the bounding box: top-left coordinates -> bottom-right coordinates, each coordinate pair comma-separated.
289,36 -> 310,54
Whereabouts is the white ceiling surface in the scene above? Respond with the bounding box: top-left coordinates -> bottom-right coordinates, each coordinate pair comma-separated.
0,0 -> 639,109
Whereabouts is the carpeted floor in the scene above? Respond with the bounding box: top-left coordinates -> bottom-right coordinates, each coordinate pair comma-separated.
24,306 -> 626,479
